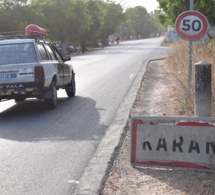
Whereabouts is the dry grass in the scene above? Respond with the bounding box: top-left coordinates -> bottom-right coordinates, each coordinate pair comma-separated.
102,42 -> 215,195
166,39 -> 215,116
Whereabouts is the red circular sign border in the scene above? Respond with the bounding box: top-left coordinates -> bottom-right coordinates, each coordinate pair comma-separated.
175,11 -> 209,41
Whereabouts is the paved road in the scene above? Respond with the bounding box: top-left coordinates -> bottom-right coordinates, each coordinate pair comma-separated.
0,37 -> 167,195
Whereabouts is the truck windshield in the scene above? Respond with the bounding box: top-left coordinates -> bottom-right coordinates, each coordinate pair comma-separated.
0,42 -> 38,65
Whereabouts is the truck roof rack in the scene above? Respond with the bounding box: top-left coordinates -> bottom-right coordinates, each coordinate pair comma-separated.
0,31 -> 48,42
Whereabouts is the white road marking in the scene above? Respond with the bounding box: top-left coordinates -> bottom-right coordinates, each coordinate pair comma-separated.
67,180 -> 79,184
129,74 -> 134,79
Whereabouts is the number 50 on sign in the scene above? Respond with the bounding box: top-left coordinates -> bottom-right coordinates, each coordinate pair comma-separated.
175,11 -> 209,41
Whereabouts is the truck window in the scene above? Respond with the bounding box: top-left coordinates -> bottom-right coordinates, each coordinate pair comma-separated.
0,42 -> 38,65
37,44 -> 49,61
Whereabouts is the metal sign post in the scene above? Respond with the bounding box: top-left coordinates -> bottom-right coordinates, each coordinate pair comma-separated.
188,0 -> 194,91
176,0 -> 209,91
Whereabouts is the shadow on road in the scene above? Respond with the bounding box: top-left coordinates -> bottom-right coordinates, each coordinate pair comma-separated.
0,96 -> 108,142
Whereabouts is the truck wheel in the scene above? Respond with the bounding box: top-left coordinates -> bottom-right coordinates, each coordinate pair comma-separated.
46,80 -> 57,109
66,76 -> 76,97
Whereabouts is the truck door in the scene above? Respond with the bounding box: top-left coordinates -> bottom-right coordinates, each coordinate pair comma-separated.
51,46 -> 71,85
44,45 -> 64,86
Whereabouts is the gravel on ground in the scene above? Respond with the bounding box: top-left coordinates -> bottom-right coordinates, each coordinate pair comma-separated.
102,59 -> 215,195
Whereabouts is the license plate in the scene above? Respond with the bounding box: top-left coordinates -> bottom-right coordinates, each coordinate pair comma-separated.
0,73 -> 17,79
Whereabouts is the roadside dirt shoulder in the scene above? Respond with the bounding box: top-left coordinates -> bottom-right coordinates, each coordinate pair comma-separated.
102,60 -> 215,195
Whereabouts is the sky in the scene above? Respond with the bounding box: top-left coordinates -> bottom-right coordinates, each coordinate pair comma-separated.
113,0 -> 159,13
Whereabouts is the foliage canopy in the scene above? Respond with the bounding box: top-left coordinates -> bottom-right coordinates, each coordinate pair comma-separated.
157,0 -> 215,25
0,0 -> 165,46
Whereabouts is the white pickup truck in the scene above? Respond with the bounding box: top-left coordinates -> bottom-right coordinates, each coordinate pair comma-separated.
0,37 -> 76,109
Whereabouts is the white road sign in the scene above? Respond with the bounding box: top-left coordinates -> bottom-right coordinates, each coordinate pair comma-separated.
175,11 -> 209,41
131,116 -> 215,172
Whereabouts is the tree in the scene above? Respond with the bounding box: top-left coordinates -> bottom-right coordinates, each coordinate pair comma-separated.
84,0 -> 106,46
85,0 -> 123,47
123,6 -> 152,38
114,6 -> 165,40
1,0 -> 162,46
157,0 -> 215,25
150,10 -> 166,35
0,0 -> 28,9
101,2 -> 123,37
0,0 -> 29,32
30,0 -> 92,44
29,0 -> 123,47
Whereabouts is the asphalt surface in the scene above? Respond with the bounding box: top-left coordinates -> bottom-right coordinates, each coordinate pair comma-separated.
0,38 -> 167,195
75,40 -> 168,195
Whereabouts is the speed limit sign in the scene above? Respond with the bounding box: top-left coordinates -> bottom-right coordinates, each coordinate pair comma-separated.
175,11 -> 209,41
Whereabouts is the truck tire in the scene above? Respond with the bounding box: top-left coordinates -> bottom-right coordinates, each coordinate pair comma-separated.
66,75 -> 76,97
46,80 -> 57,109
